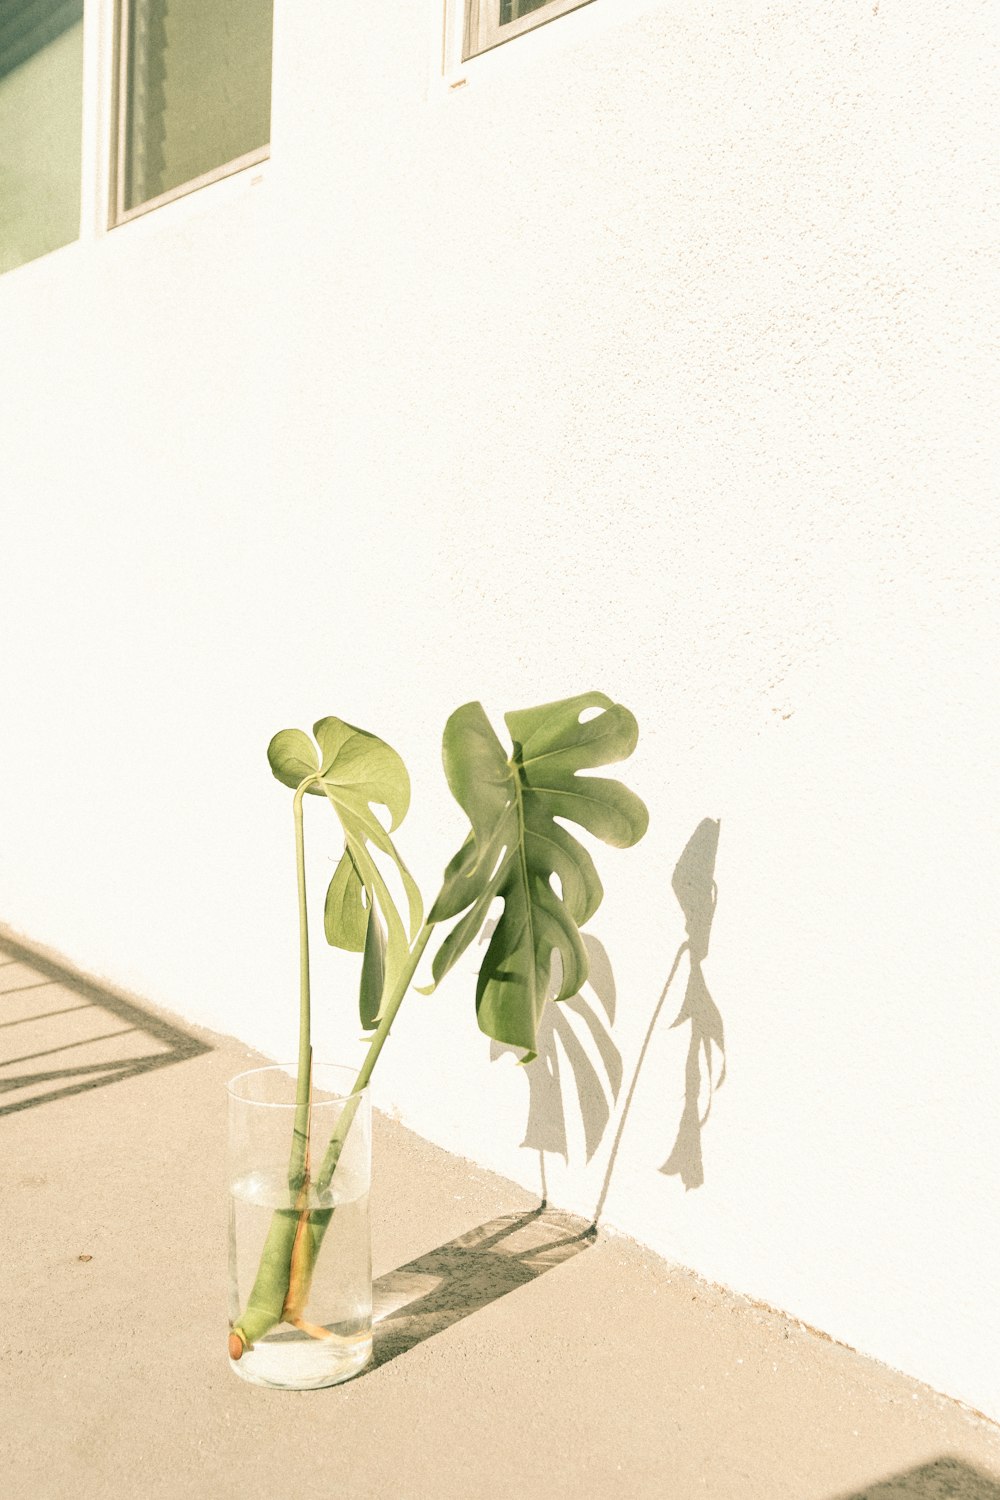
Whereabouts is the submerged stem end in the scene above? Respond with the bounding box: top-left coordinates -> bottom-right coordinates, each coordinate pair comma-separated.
228,1331 -> 247,1361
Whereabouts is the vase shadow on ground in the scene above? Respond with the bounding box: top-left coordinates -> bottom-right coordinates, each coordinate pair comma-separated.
828,1457 -> 1000,1499
0,931 -> 210,1117
367,1204 -> 595,1373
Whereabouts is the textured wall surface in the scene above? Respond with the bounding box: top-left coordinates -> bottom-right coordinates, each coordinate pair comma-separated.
1,0 -> 997,1418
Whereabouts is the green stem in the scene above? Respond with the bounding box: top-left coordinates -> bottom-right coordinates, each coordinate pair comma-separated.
230,898 -> 435,1356
280,921 -> 436,1334
316,921 -> 434,1194
229,774 -> 318,1358
288,777 -> 317,1192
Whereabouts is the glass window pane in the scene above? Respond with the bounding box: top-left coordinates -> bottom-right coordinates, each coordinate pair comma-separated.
499,0 -> 553,20
122,0 -> 273,214
465,0 -> 596,61
0,3 -> 84,275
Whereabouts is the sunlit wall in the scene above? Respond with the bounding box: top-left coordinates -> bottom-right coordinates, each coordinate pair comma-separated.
1,0 -> 997,1425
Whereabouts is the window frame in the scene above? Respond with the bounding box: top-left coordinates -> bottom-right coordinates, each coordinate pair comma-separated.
462,0 -> 596,61
109,0 -> 271,228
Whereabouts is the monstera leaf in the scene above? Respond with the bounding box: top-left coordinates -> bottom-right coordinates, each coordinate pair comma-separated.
267,718 -> 421,1028
428,693 -> 648,1057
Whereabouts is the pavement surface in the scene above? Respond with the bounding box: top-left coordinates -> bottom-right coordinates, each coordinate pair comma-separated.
2,931 -> 1000,1500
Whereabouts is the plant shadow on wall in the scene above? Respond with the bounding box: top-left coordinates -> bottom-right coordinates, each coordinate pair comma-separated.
592,816 -> 724,1218
658,816 -> 725,1190
490,932 -> 622,1203
494,816 -> 725,1224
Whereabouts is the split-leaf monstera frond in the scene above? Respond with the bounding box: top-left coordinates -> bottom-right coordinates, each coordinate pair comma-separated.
267,718 -> 422,1029
428,693 -> 649,1058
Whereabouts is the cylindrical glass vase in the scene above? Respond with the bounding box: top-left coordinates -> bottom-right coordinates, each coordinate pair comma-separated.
226,1064 -> 372,1390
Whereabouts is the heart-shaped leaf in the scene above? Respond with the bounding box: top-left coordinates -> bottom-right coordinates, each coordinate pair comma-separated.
428,693 -> 648,1057
267,718 -> 422,1026
267,728 -> 321,791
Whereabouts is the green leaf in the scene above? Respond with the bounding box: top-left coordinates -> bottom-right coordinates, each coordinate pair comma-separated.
359,906 -> 387,1032
428,693 -> 648,1055
268,717 -> 423,1025
323,850 -> 367,953
312,717 -> 411,831
267,729 -> 321,792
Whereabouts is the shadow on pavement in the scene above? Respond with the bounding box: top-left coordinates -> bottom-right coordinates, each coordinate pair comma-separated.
830,1456 -> 1000,1499
368,1205 -> 595,1372
0,932 -> 210,1117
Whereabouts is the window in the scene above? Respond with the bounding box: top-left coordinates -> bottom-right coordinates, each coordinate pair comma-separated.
463,0 -> 595,60
114,0 -> 273,222
0,1 -> 85,275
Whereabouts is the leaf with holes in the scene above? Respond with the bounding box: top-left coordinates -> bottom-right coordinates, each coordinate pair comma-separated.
267,718 -> 422,1027
428,693 -> 648,1057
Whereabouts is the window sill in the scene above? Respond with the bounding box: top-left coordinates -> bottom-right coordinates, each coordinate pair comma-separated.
108,148 -> 271,235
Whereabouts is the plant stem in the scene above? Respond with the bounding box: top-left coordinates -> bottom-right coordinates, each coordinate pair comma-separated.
273,921 -> 436,1335
229,880 -> 434,1356
229,774 -> 318,1358
288,777 -> 317,1191
316,920 -> 434,1193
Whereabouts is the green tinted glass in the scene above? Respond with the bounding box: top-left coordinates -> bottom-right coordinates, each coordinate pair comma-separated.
0,4 -> 84,275
499,0 -> 553,20
122,0 -> 273,214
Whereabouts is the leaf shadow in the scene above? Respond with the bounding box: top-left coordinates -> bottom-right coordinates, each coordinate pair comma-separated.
0,932 -> 210,1117
366,1205 -> 595,1373
659,816 -> 724,1190
828,1456 -> 1000,1499
592,816 -> 723,1219
489,933 -> 622,1199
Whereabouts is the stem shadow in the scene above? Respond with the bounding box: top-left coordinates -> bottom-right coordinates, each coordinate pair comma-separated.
367,1205 -> 595,1372
659,816 -> 724,1189
592,817 -> 723,1219
485,818 -> 725,1216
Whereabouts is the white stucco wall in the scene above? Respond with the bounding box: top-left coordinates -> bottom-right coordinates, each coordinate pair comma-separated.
2,0 -> 997,1420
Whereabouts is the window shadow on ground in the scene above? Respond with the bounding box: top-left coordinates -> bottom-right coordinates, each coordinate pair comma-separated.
829,1456 -> 1000,1498
0,932 -> 210,1117
367,1205 -> 595,1372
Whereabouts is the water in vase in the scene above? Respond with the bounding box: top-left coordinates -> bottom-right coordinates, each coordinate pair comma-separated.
228,1168 -> 372,1389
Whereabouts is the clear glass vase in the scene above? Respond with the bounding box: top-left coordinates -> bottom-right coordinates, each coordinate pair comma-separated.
226,1064 -> 372,1389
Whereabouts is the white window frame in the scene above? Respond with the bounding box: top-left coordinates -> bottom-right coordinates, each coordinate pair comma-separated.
109,0 -> 271,227
462,0 -> 596,61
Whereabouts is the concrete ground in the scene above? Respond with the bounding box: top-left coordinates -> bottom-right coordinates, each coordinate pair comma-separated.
2,933 -> 999,1500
